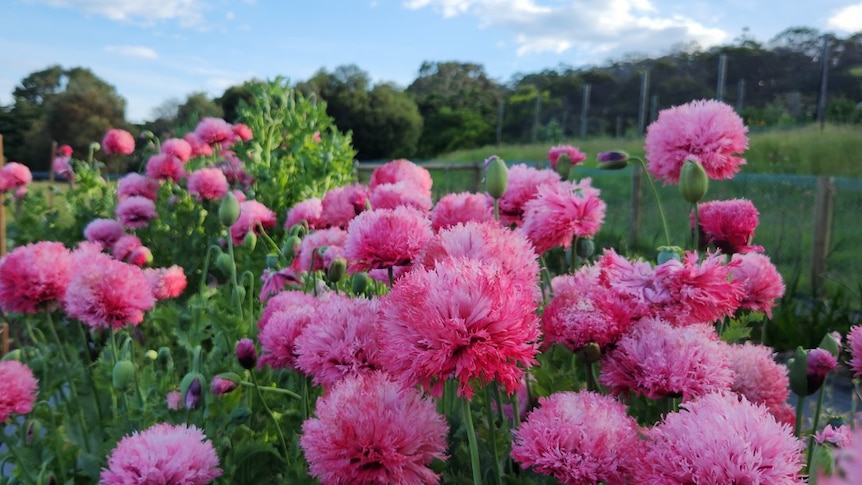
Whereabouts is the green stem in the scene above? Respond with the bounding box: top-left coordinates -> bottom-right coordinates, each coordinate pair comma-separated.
226,236 -> 243,319
199,245 -> 222,294
387,266 -> 395,289
806,385 -> 827,473
634,157 -> 671,247
250,370 -> 291,467
794,394 -> 806,438
692,202 -> 700,252
539,256 -> 554,304
493,198 -> 500,222
462,396 -> 483,485
483,385 -> 503,485
46,312 -> 93,454
0,429 -> 38,484
511,391 -> 521,429
569,235 -> 579,274
239,380 -> 302,400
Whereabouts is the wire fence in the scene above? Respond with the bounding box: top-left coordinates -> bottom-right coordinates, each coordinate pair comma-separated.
357,161 -> 862,297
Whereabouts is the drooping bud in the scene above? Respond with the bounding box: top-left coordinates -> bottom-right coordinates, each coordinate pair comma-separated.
215,252 -> 235,277
243,231 -> 257,251
679,160 -> 709,204
236,338 -> 257,370
282,235 -> 301,262
218,192 -> 241,226
485,155 -> 509,199
327,258 -> 347,283
597,150 -> 630,169
112,360 -> 136,392
145,349 -> 158,360
576,342 -> 603,364
211,373 -> 241,398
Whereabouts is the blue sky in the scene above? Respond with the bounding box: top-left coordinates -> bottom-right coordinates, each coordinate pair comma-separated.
3,0 -> 861,123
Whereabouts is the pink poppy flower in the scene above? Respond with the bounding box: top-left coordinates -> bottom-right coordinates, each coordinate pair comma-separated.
166,390 -> 183,410
64,246 -> 155,330
232,123 -> 253,142
116,195 -> 157,229
258,303 -> 316,371
111,234 -> 143,262
229,200 -> 277,245
84,219 -> 126,248
293,228 -> 347,273
100,423 -> 221,485
637,392 -> 803,484
259,267 -> 302,302
823,426 -> 862,484
0,162 -> 33,192
600,318 -> 733,401
847,326 -> 862,377
52,156 -> 74,181
117,173 -> 160,202
143,265 -> 187,300
161,138 -> 192,163
102,128 -> 135,155
343,207 -> 432,273
285,198 -> 324,231
368,158 -> 433,196
369,182 -> 433,212
521,178 -> 606,254
726,342 -> 791,421
542,270 -> 639,353
379,257 -> 539,398
295,295 -> 384,388
0,360 -> 38,423
0,241 -> 73,313
430,192 -> 494,231
258,290 -> 320,333
547,144 -> 587,169
193,117 -> 233,146
817,424 -> 852,448
183,133 -> 213,158
145,153 -> 186,183
511,391 -> 641,485
187,168 -> 229,201
58,144 -> 73,157
320,183 -> 370,229
695,198 -> 763,254
497,164 -> 561,226
645,99 -> 749,184
300,372 -> 448,485
729,252 -> 785,317
421,221 -> 540,299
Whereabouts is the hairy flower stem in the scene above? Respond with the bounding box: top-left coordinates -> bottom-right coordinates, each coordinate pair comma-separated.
539,256 -> 554,304
483,385 -> 504,485
692,202 -> 700,252
0,430 -> 37,484
806,385 -> 827,473
794,394 -> 806,438
493,198 -> 500,222
462,396 -> 483,485
226,236 -> 244,320
250,370 -> 291,468
238,380 -> 302,400
46,312 -> 93,454
634,157 -> 671,247
387,266 -> 395,289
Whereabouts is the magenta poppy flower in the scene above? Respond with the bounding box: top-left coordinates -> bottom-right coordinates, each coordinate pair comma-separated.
343,207 -> 432,273
102,128 -> 135,155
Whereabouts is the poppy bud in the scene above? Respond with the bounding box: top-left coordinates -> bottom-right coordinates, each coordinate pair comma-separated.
351,272 -> 370,296
679,160 -> 709,204
576,238 -> 595,259
219,192 -> 241,226
211,373 -> 241,398
554,154 -> 573,180
215,252 -> 235,276
236,338 -> 257,370
112,360 -> 136,392
327,258 -> 347,283
485,156 -> 509,199
180,372 -> 205,409
243,231 -> 257,251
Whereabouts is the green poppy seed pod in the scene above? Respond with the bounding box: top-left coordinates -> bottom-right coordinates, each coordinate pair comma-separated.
554,154 -> 573,180
486,156 -> 509,199
657,246 -> 683,265
679,160 -> 709,204
112,360 -> 136,392
351,272 -> 370,296
576,238 -> 595,259
327,258 -> 348,284
788,346 -> 809,397
265,252 -> 280,268
218,192 -> 241,226
215,252 -> 235,276
235,285 -> 246,303
243,231 -> 257,251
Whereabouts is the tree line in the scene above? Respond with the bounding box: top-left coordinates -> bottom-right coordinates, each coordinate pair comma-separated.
1,26 -> 861,170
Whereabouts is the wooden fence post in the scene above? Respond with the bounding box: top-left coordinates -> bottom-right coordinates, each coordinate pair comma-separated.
811,176 -> 835,295
0,134 -> 6,257
628,165 -> 643,249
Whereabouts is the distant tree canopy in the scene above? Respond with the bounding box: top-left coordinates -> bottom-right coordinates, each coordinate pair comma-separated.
2,27 -> 862,166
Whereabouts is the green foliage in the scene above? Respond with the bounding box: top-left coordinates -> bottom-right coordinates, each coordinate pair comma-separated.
233,78 -> 356,215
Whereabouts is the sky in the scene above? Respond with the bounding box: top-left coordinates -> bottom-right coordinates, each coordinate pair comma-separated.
2,0 -> 862,123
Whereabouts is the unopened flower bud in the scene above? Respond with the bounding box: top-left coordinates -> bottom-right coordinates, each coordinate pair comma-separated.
806,348 -> 838,395
282,236 -> 301,261
180,372 -> 204,410
26,418 -> 42,444
126,246 -> 153,267
145,350 -> 158,360
218,192 -> 241,226
215,252 -> 235,276
819,332 -> 841,358
679,160 -> 709,204
554,154 -> 573,180
575,238 -> 595,259
576,342 -> 603,364
236,338 -> 257,370
211,373 -> 241,398
265,253 -> 280,268
112,360 -> 136,392
788,346 -> 808,397
597,150 -> 629,164
243,231 -> 257,251
327,258 -> 347,283
485,155 -> 509,199
351,272 -> 370,296
2,349 -> 22,361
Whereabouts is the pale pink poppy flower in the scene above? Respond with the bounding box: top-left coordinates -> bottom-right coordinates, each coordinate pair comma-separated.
84,218 -> 126,248
521,178 -> 606,254
102,128 -> 135,155
183,132 -> 213,157
232,123 -> 253,141
822,426 -> 862,483
817,424 -> 852,448
0,162 -> 33,192
145,153 -> 186,183
258,304 -> 316,371
730,252 -> 785,317
512,391 -> 642,485
285,197 -> 324,231
497,164 -> 561,226
187,168 -> 229,201
600,318 -> 733,401
100,423 -> 221,485
0,360 -> 38,423
117,173 -> 160,201
379,257 -> 539,398
300,372 -> 448,485
637,392 -> 803,484
369,181 -> 433,212
292,228 -> 347,273
257,290 -> 321,333
111,234 -> 143,262
144,265 -> 187,300
52,156 -> 74,181
193,117 -> 233,146
320,183 -> 370,229
116,195 -> 157,229
368,158 -> 433,196
847,325 -> 862,377
645,99 -> 748,184
343,207 -> 432,273
429,192 -> 494,231
161,138 -> 193,163
0,241 -> 72,313
726,342 -> 792,422
547,144 -> 587,169
229,200 -> 277,245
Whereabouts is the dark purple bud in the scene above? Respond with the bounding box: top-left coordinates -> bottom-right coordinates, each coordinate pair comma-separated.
185,377 -> 202,409
236,338 -> 258,370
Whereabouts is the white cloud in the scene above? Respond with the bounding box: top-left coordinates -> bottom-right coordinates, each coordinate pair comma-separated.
33,0 -> 206,27
103,45 -> 159,59
403,0 -> 727,60
827,2 -> 862,33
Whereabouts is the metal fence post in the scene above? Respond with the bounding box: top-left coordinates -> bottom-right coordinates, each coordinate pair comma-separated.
811,176 -> 835,295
